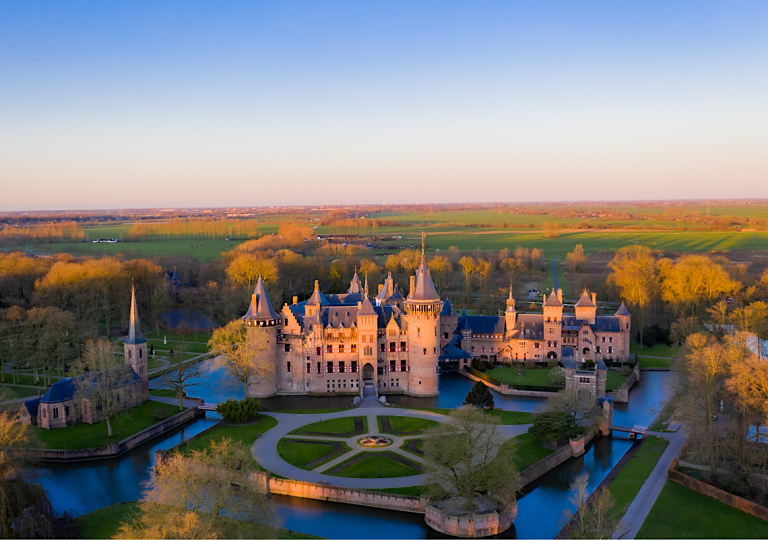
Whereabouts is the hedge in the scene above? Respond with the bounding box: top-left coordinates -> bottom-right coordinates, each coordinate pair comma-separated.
466,367 -> 501,386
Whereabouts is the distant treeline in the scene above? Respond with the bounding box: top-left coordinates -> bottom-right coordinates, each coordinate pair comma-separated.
126,219 -> 263,241
0,222 -> 86,243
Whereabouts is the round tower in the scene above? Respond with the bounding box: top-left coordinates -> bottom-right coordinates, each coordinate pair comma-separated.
404,235 -> 443,397
242,276 -> 281,397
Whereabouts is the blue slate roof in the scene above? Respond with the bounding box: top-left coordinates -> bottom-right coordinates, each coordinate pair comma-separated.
23,397 -> 40,415
512,314 -> 545,340
591,316 -> 620,333
464,316 -> 505,335
440,343 -> 471,360
440,298 -> 454,316
34,366 -> 142,404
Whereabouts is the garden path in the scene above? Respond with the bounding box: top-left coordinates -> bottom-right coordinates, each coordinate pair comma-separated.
254,408 -> 530,489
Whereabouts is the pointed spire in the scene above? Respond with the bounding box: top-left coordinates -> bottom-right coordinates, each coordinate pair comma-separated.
408,253 -> 441,303
348,267 -> 363,294
358,294 -> 377,316
421,231 -> 426,260
243,275 -> 280,322
615,302 -> 631,317
126,281 -> 146,344
506,285 -> 516,310
364,274 -> 369,297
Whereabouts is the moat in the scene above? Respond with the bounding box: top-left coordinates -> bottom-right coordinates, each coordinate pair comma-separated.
35,369 -> 676,539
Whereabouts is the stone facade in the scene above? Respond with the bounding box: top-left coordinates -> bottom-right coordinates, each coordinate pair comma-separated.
244,249 -> 630,398
21,285 -> 149,428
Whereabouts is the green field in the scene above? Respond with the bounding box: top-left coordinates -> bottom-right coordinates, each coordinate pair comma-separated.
327,451 -> 422,478
508,432 -> 555,471
637,480 -> 768,538
289,416 -> 367,437
407,408 -> 534,425
637,356 -> 672,368
631,341 -> 677,359
30,401 -> 181,450
0,385 -> 40,400
74,502 -> 319,539
485,367 -> 560,387
0,372 -> 62,388
377,416 -> 438,434
608,436 -> 669,518
277,438 -> 351,470
186,415 -> 278,454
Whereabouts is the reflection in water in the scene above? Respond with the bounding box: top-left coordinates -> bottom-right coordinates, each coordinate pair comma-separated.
43,369 -> 675,539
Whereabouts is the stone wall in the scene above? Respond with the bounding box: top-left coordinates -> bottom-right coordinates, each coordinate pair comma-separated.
519,428 -> 597,487
668,457 -> 768,523
268,477 -> 426,513
462,370 -> 559,398
608,365 -> 639,403
425,503 -> 517,538
30,406 -> 204,461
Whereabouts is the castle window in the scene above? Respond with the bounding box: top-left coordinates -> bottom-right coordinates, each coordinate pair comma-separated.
285,344 -> 291,352
423,348 -> 427,355
626,323 -> 629,329
596,346 -> 601,353
417,327 -> 421,337
53,407 -> 59,419
65,405 -> 70,417
317,362 -> 321,374
286,362 -> 291,372
519,342 -> 526,349
400,341 -> 406,350
139,366 -> 143,375
351,344 -> 357,352
443,332 -> 449,339
351,361 -> 358,373
380,344 -> 386,352
609,337 -> 613,343
602,337 -> 606,342
390,360 -> 395,372
471,346 -> 475,352
401,360 -> 407,371
608,346 -> 613,353
327,361 -> 333,373
307,363 -> 311,374
549,328 -> 554,334
364,346 -> 372,356
339,344 -> 345,353
547,340 -> 552,347
327,345 -> 333,353
42,408 -> 46,419
128,350 -> 132,361
481,346 -> 485,352
583,330 -> 588,335
339,361 -> 345,373
389,342 -> 395,352
534,343 -> 540,349
139,349 -> 142,360
316,347 -> 321,355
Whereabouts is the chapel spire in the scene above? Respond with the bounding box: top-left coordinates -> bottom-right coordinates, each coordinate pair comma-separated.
126,281 -> 146,345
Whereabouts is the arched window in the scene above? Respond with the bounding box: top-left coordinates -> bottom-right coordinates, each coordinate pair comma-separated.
53,407 -> 59,419
128,350 -> 132,361
139,349 -> 143,360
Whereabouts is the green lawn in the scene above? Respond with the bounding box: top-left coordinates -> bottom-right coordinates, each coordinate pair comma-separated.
290,416 -> 366,437
0,385 -> 41,400
149,389 -> 178,398
146,338 -> 210,354
30,401 -> 182,450
485,367 -> 559,388
608,436 -> 669,517
606,371 -> 631,391
328,451 -> 422,478
187,415 -> 278,453
74,502 -> 321,539
0,372 -> 62,388
637,481 -> 768,539
630,341 -> 677,359
267,407 -> 355,414
400,438 -> 425,458
486,410 -> 536,425
509,432 -> 555,471
378,416 -> 438,434
277,438 -> 351,470
637,356 -> 672,368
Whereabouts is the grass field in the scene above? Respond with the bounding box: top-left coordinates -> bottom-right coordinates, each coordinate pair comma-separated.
277,438 -> 351,470
608,436 -> 669,518
327,451 -> 422,478
507,432 -> 555,471
485,367 -> 560,387
637,356 -> 672,368
30,401 -> 181,450
406,408 -> 535,425
631,341 -> 677,359
146,339 -> 210,354
73,502 -> 319,539
0,372 -> 62,388
148,389 -> 177,398
378,416 -> 438,434
0,385 -> 40,399
637,481 -> 768,538
186,415 -> 278,454
290,416 -> 366,436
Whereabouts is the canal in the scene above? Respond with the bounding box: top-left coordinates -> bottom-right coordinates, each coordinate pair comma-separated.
35,368 -> 677,539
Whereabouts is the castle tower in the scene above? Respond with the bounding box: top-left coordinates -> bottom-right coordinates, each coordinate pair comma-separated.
575,290 -> 598,323
404,234 -> 442,397
243,276 -> 281,397
357,294 -> 378,391
439,298 -> 457,349
615,302 -> 631,359
505,287 -> 517,339
124,283 -> 149,397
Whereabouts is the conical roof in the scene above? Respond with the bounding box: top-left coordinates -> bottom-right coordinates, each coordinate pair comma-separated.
440,298 -> 453,316
575,290 -> 596,308
376,273 -> 394,301
307,280 -> 328,306
544,291 -> 563,307
348,269 -> 363,294
408,258 -> 441,303
243,276 -> 279,321
125,284 -> 146,344
615,302 -> 631,316
390,285 -> 404,300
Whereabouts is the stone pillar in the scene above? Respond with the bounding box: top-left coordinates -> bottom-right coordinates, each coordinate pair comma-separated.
598,399 -> 614,436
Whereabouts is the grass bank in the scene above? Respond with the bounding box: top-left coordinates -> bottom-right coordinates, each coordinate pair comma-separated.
327,451 -> 422,478
608,436 -> 669,518
637,480 -> 768,538
30,400 -> 181,450
277,438 -> 351,470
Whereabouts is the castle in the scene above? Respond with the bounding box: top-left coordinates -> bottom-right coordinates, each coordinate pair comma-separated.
243,243 -> 631,398
21,286 -> 149,428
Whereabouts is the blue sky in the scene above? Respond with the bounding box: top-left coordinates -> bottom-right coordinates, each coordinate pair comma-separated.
1,1 -> 767,210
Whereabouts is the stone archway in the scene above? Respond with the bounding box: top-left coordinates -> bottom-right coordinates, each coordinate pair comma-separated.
547,351 -> 558,360
362,363 -> 374,381
582,347 -> 590,355
563,346 -> 574,358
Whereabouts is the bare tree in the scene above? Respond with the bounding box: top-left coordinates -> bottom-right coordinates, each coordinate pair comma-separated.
160,344 -> 201,410
208,321 -> 272,399
423,406 -> 520,512
561,473 -> 626,539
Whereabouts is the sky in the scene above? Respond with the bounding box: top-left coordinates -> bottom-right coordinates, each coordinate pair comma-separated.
1,1 -> 767,211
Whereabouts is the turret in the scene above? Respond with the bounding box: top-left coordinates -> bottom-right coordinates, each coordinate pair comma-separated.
404,234 -> 442,397
575,290 -> 597,324
505,287 -> 517,339
615,302 -> 631,334
124,283 -> 148,397
242,275 -> 281,397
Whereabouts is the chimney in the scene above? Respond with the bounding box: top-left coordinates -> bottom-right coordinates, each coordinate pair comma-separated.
357,302 -> 362,309
292,296 -> 298,305
592,292 -> 597,305
543,294 -> 546,305
409,276 -> 416,295
557,289 -> 563,303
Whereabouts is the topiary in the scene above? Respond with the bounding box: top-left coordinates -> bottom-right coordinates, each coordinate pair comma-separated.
465,381 -> 495,409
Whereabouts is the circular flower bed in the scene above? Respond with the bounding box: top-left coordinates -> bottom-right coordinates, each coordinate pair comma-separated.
357,435 -> 393,447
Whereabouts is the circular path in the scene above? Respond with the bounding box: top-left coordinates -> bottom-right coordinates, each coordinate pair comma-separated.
253,407 -> 531,489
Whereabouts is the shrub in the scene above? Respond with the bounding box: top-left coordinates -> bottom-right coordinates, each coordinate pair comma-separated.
528,410 -> 580,445
549,366 -> 566,386
465,381 -> 495,409
216,398 -> 262,424
472,358 -> 487,372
